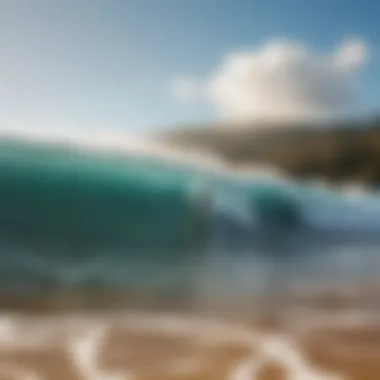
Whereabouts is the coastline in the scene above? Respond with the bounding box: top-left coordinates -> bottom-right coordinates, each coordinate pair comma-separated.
0,290 -> 380,380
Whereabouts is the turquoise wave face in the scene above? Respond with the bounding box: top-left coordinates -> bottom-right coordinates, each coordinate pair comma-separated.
0,139 -> 210,256
1,137 -> 380,306
4,137 -> 380,251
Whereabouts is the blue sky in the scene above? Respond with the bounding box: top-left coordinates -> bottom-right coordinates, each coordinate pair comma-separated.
0,0 -> 379,134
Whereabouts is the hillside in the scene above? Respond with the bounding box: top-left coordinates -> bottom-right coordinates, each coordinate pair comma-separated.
158,118 -> 380,188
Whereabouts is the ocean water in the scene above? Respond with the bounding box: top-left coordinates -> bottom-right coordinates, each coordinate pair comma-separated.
0,135 -> 380,311
2,135 -> 380,380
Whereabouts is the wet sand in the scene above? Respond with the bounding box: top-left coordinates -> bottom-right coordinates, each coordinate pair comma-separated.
0,293 -> 379,380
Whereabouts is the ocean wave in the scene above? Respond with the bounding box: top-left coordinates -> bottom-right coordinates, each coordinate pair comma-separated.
0,133 -> 380,303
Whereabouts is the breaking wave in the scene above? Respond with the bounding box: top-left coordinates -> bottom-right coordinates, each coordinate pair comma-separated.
0,131 -> 379,308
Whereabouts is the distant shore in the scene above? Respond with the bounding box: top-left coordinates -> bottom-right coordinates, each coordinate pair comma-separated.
160,119 -> 380,188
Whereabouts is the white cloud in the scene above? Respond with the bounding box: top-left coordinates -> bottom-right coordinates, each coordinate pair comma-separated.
172,38 -> 369,123
334,38 -> 368,71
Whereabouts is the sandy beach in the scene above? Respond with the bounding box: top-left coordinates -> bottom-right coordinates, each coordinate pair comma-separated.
0,292 -> 379,380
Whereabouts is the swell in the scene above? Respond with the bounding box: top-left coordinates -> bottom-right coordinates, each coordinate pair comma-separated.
0,138 -> 208,249
0,137 -> 215,305
0,136 -> 380,310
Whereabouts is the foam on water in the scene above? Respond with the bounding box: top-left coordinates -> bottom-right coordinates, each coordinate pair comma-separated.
0,311 -> 351,380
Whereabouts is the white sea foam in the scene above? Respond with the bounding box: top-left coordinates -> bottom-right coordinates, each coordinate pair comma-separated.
0,312 -> 347,380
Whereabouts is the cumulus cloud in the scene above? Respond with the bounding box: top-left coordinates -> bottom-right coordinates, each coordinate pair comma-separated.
172,38 -> 369,123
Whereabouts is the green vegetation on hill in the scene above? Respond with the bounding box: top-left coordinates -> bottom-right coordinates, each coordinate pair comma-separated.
160,119 -> 380,188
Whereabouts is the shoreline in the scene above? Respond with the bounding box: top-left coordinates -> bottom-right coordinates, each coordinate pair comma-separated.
0,295 -> 379,380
